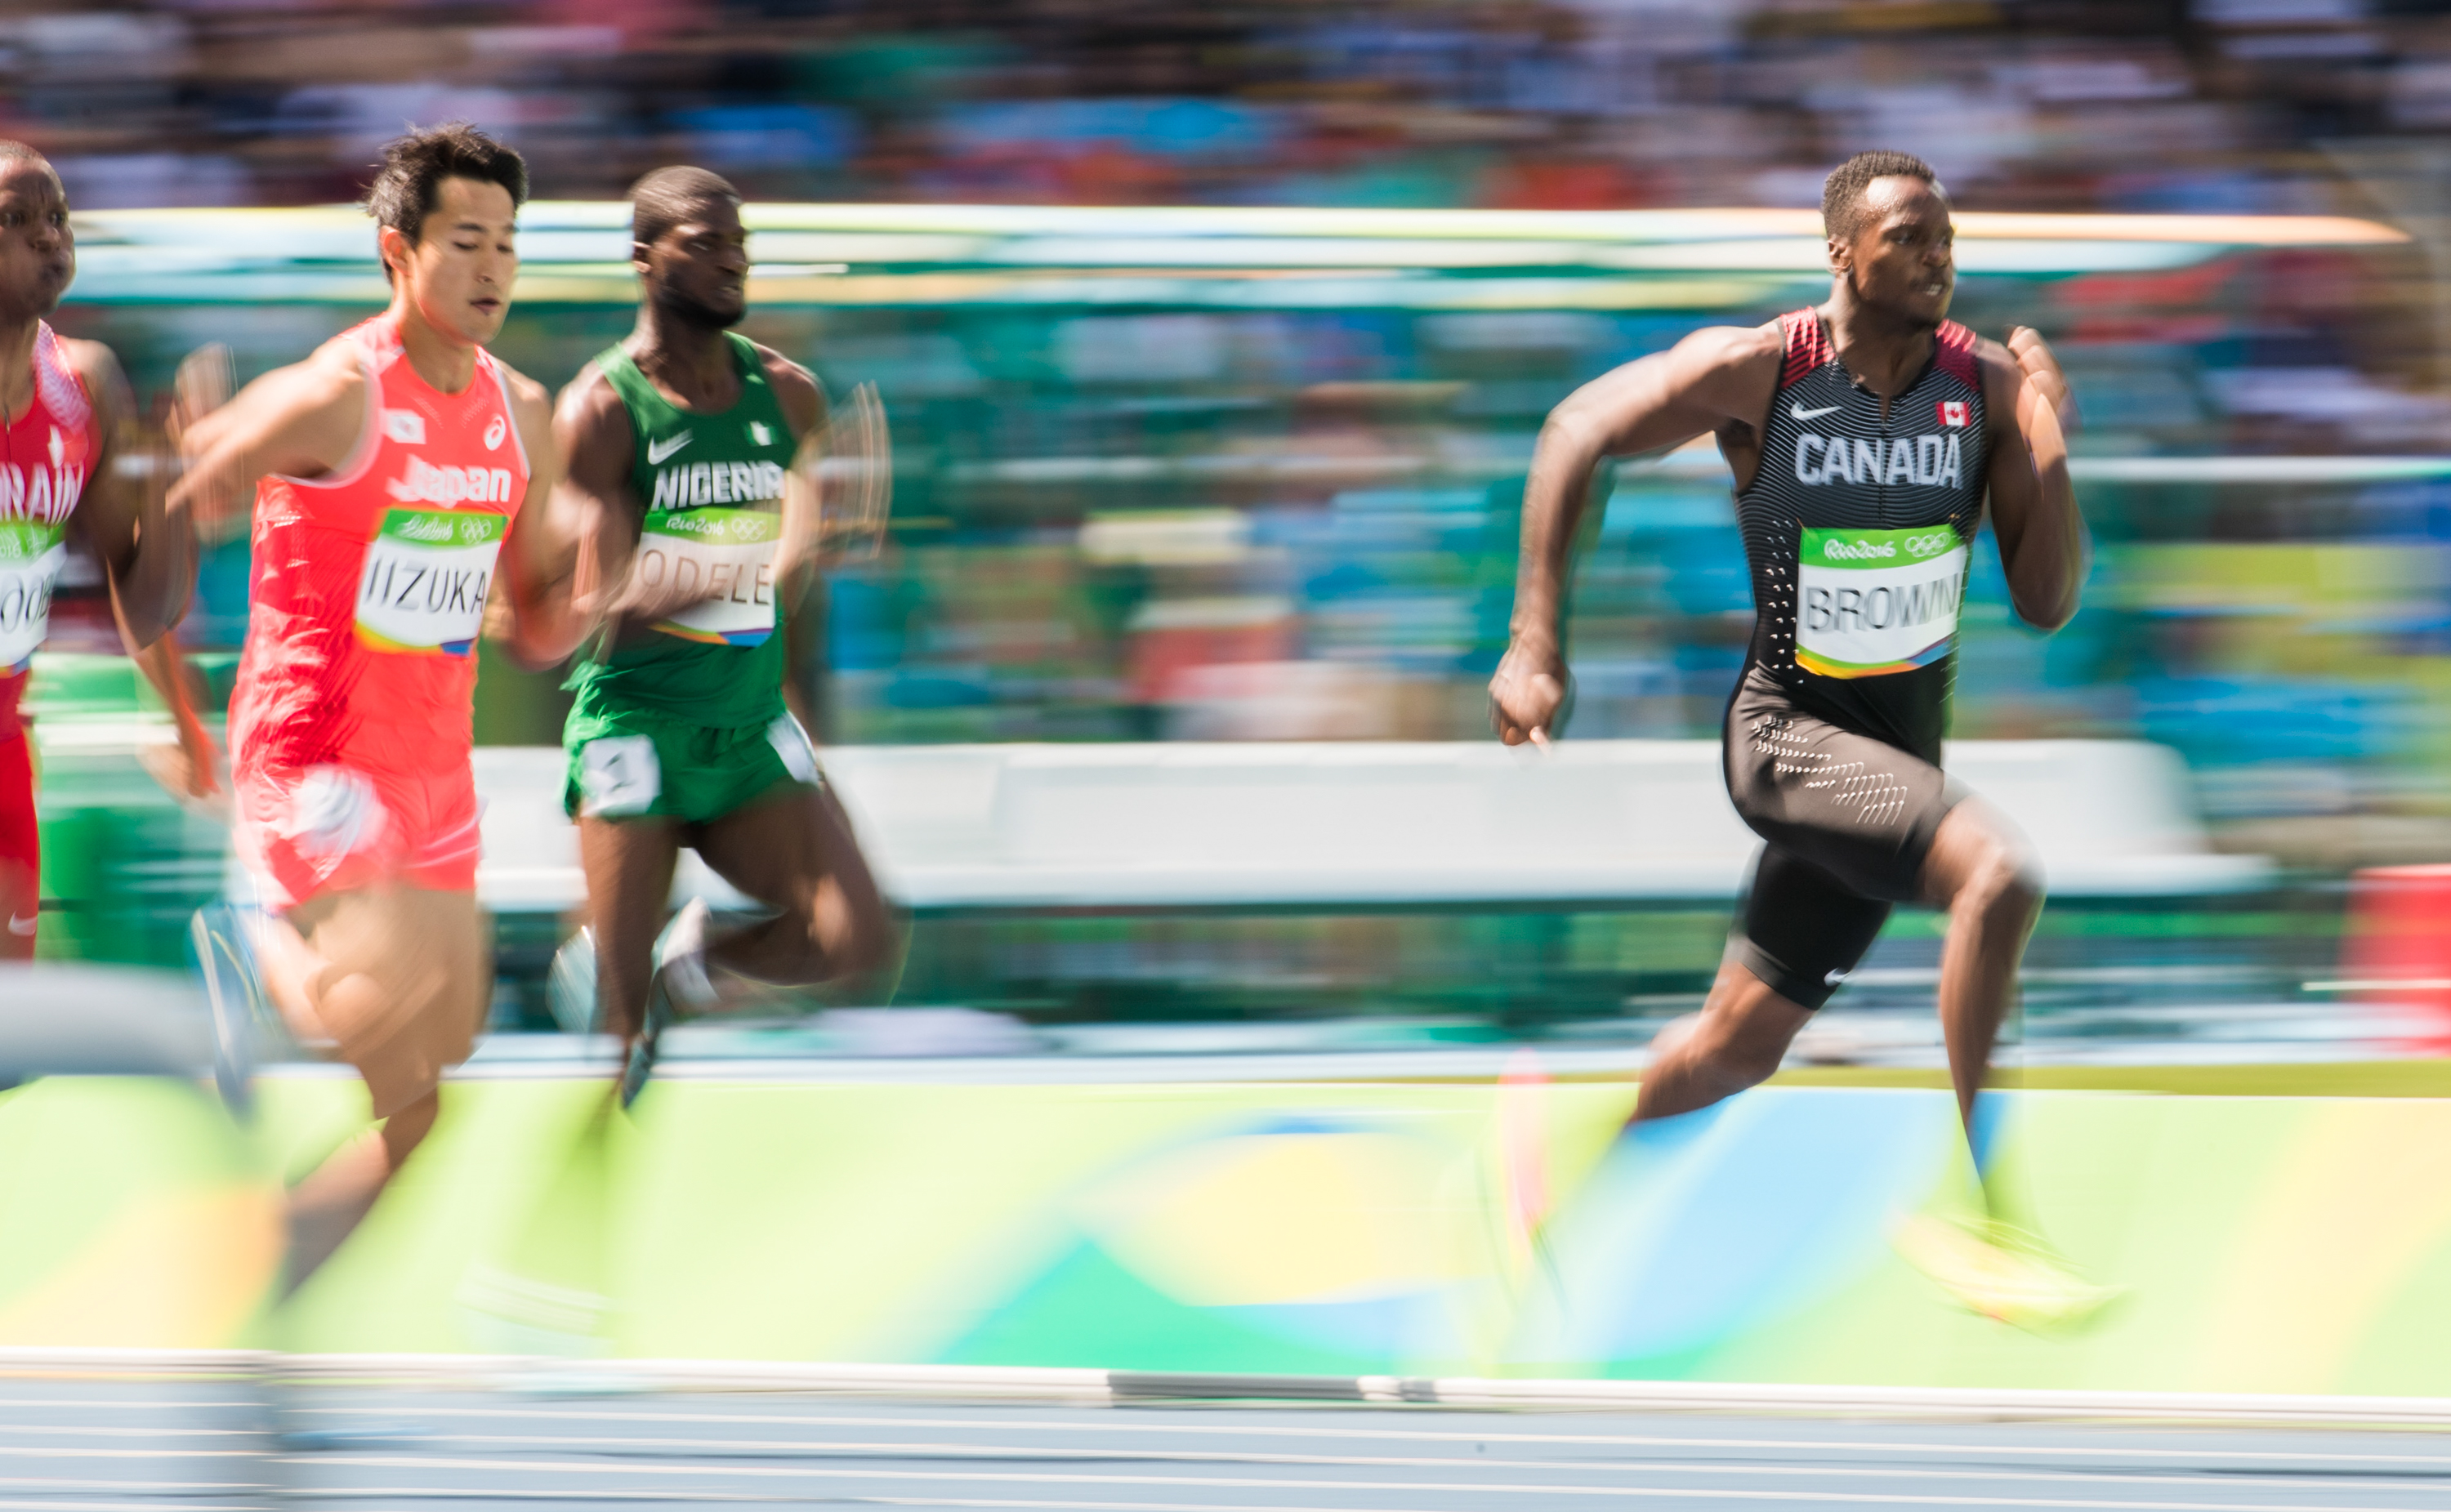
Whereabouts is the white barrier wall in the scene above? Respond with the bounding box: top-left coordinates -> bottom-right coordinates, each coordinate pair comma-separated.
470,740 -> 2270,912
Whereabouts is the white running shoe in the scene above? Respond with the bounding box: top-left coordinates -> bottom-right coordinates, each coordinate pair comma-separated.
547,927 -> 600,1036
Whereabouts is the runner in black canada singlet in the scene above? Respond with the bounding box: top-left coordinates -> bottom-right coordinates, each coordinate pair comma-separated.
1491,152 -> 2105,1327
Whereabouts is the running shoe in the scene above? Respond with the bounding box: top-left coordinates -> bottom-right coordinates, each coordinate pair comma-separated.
652,896 -> 719,1016
618,899 -> 714,1110
1893,1212 -> 2123,1335
189,903 -> 272,1116
547,926 -> 600,1036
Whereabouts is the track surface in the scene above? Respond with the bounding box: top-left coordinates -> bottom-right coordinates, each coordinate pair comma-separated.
7,1381 -> 2451,1510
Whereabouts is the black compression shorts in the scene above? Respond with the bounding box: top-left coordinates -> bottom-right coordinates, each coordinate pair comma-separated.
1720,665 -> 1965,1009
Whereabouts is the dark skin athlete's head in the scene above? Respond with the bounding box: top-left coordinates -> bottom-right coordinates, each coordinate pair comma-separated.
633,172 -> 748,332
0,149 -> 72,327
1828,173 -> 1956,332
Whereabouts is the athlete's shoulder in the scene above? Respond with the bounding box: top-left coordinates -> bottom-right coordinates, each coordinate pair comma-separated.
255,334 -> 371,421
1682,319 -> 1785,361
1663,320 -> 1784,379
50,332 -> 128,423
1644,321 -> 1782,417
552,357 -> 632,437
744,337 -> 823,434
1938,320 -> 1993,391
485,352 -> 553,418
745,337 -> 816,399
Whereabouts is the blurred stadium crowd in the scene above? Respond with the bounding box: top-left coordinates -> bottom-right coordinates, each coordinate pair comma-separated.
7,1 -> 2451,214
16,1 -> 2451,872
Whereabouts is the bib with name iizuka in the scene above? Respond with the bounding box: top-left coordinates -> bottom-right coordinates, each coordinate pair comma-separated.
355,504 -> 508,655
1734,310 -> 1988,758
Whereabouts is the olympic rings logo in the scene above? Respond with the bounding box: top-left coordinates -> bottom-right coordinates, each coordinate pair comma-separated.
1902,530 -> 1955,558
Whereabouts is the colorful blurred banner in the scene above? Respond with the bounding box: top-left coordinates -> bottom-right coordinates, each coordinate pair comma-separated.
13,1072 -> 2448,1399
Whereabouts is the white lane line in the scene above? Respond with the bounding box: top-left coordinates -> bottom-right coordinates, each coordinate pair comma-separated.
265,1454 -> 2443,1510
0,1428 -> 257,1438
0,1478 -> 269,1494
287,1405 -> 2451,1468
717,1497 -> 2449,1512
672,1498 -> 2441,1512
275,1431 -> 2446,1496
0,1500 -> 266,1510
0,1400 -> 260,1412
0,1450 -> 255,1460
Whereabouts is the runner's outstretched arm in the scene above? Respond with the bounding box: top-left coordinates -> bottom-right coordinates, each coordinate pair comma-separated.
59,341 -> 218,796
492,365 -> 586,668
169,348 -> 368,537
60,341 -> 194,650
764,355 -> 832,734
1980,327 -> 2086,631
1492,326 -> 1779,744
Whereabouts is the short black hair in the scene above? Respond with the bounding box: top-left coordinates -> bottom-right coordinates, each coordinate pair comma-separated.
1822,150 -> 1943,243
363,123 -> 528,278
630,165 -> 741,252
0,140 -> 58,185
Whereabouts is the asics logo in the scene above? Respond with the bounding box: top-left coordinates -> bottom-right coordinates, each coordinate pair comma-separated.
1790,403 -> 1842,420
646,432 -> 694,466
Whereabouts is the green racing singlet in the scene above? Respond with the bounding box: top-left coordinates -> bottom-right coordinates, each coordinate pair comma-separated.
565,332 -> 798,730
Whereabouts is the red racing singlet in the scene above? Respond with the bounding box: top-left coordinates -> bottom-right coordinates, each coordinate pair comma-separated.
0,322 -> 100,741
229,314 -> 529,780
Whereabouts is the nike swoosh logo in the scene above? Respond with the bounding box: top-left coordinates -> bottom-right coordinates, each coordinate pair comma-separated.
1791,404 -> 1842,420
7,913 -> 34,936
646,432 -> 693,465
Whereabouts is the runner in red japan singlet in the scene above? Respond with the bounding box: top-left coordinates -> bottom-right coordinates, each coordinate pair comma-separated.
227,311 -> 529,911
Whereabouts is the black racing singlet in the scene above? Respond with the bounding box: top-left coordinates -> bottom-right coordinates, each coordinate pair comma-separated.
1734,310 -> 1988,762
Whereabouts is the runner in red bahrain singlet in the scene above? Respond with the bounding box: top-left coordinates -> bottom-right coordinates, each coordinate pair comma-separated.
0,323 -> 100,953
0,143 -> 193,962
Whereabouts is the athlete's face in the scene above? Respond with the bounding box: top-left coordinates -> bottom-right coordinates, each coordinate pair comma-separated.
1832,175 -> 1954,328
0,160 -> 73,324
640,197 -> 749,329
383,175 -> 518,347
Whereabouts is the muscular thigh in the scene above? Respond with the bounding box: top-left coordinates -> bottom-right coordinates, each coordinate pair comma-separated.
287,885 -> 489,1107
692,782 -> 882,918
578,814 -> 683,934
1724,671 -> 1958,904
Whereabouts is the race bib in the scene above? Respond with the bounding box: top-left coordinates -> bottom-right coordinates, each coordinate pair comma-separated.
0,520 -> 66,673
1794,524 -> 1967,679
355,507 -> 507,656
638,507 -> 779,647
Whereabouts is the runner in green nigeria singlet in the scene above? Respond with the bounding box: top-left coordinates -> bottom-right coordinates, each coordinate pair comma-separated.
565,331 -> 797,731
556,167 -> 896,1113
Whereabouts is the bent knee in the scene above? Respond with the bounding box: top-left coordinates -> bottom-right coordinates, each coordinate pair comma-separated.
1959,841 -> 2045,923
812,880 -> 898,979
1693,1017 -> 1792,1093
